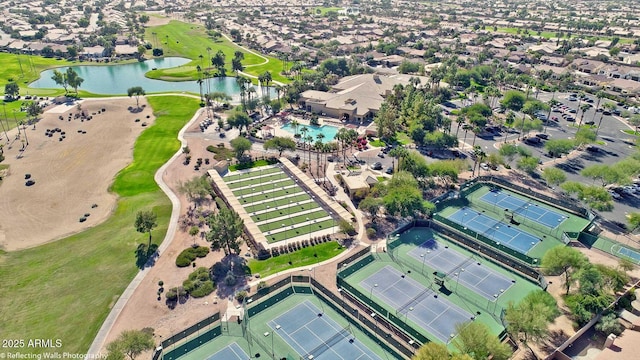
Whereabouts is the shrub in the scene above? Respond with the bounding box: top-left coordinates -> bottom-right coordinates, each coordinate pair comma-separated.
175,246 -> 210,267
206,145 -> 216,153
165,287 -> 186,301
158,280 -> 164,287
165,288 -> 177,301
175,253 -> 193,267
235,290 -> 248,302
182,267 -> 215,298
193,246 -> 210,257
595,313 -> 623,335
190,281 -> 215,297
366,227 -> 377,239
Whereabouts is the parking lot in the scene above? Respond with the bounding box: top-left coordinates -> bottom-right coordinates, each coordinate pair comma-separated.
447,92 -> 640,228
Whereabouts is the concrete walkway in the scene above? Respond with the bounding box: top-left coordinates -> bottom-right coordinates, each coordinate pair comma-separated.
84,106 -> 204,359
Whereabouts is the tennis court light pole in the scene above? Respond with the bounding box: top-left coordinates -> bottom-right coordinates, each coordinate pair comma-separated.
270,331 -> 274,358
369,283 -> 378,303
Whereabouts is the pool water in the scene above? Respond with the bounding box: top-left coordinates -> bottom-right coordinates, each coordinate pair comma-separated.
280,123 -> 339,142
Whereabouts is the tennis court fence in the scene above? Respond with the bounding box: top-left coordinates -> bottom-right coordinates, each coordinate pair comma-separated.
161,312 -> 221,350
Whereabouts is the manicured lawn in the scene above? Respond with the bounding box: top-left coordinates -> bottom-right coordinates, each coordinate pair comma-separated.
313,7 -> 342,15
247,241 -> 345,277
244,193 -> 311,213
0,95 -> 199,354
228,159 -> 276,171
265,219 -> 335,243
236,187 -> 305,205
494,27 -> 635,43
369,139 -> 385,147
396,132 -> 412,145
226,172 -> 289,189
145,21 -> 286,83
232,179 -> 295,196
0,52 -> 73,88
111,96 -> 199,196
251,202 -> 320,223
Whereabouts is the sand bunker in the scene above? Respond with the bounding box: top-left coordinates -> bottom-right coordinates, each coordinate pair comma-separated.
0,98 -> 154,251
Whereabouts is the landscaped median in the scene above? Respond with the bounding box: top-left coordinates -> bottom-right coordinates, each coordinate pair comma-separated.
0,96 -> 200,355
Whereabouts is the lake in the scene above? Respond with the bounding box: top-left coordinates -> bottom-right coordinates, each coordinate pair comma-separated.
29,57 -> 269,99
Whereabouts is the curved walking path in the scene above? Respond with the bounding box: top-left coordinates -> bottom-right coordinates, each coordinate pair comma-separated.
85,102 -> 204,359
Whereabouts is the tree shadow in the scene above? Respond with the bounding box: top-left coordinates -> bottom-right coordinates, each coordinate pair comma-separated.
540,330 -> 570,353
210,254 -> 249,300
135,243 -> 159,269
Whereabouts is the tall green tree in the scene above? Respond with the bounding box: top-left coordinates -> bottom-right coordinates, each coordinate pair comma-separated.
230,136 -> 252,160
453,321 -> 511,360
383,171 -> 433,218
541,246 -> 588,294
178,175 -> 213,205
541,167 -> 566,186
206,207 -> 244,255
134,210 -> 158,247
211,50 -> 226,76
106,329 -> 155,360
263,136 -> 296,157
127,86 -> 146,109
51,69 -> 69,94
358,196 -> 384,222
505,291 -> 558,359
500,90 -> 526,112
65,67 -> 84,94
227,112 -> 251,132
4,82 -> 19,100
413,342 -> 472,360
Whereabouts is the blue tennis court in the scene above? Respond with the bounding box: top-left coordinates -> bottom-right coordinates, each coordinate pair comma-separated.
360,266 -> 473,342
407,239 -> 515,300
612,244 -> 640,264
480,190 -> 567,228
447,207 -> 541,254
206,342 -> 248,360
268,300 -> 381,360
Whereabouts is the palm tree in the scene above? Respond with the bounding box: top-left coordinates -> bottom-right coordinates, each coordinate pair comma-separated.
592,91 -> 605,124
305,135 -> 313,166
577,103 -> 591,127
455,114 -> 466,138
196,65 -> 203,103
315,133 -> 325,177
291,119 -> 299,138
274,84 -> 283,104
300,126 -> 309,163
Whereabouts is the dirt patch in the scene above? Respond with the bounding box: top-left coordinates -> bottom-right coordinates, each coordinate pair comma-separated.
0,98 -> 153,251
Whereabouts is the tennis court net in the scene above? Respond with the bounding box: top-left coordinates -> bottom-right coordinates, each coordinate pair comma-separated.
303,328 -> 350,359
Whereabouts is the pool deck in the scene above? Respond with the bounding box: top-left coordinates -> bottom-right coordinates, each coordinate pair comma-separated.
267,115 -> 368,141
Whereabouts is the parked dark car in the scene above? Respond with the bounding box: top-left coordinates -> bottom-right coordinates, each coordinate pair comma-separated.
535,133 -> 549,139
524,137 -> 542,145
372,162 -> 383,170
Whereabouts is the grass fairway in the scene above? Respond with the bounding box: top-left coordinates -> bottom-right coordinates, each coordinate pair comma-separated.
247,241 -> 345,277
145,21 -> 286,83
0,95 -> 199,354
0,53 -> 73,88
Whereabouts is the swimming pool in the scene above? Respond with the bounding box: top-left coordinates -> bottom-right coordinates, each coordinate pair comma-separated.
280,123 -> 339,141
